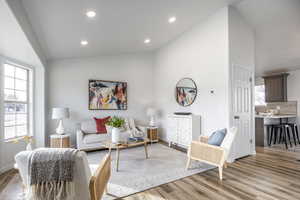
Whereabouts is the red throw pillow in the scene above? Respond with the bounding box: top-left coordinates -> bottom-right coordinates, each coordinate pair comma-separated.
94,117 -> 110,134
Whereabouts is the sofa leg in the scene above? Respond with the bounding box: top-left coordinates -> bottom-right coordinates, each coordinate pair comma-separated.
186,157 -> 191,170
218,166 -> 223,180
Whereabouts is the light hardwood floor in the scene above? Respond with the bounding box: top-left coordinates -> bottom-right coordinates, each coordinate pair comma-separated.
1,147 -> 300,200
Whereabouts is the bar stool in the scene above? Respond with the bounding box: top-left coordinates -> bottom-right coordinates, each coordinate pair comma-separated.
285,123 -> 300,146
270,124 -> 292,149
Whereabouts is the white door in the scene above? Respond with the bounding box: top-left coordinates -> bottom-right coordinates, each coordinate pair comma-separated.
232,65 -> 253,159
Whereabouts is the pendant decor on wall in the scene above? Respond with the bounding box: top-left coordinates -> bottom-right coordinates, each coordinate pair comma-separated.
89,80 -> 127,110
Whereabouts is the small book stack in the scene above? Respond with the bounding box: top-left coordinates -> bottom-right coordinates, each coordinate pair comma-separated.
128,137 -> 144,143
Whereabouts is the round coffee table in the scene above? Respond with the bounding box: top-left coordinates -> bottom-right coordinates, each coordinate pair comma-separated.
102,139 -> 149,171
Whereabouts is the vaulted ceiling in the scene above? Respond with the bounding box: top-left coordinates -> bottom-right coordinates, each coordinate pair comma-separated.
20,0 -> 239,61
3,0 -> 300,76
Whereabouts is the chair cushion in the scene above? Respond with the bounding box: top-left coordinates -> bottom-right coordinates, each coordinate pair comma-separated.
94,117 -> 110,134
83,133 -> 110,144
208,128 -> 227,146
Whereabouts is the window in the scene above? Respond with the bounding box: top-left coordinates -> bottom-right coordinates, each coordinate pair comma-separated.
255,85 -> 266,106
4,63 -> 32,140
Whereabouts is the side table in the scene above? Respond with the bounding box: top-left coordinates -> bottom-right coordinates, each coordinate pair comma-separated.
50,134 -> 71,148
147,126 -> 159,144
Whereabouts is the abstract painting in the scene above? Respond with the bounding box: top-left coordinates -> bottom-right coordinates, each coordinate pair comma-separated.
89,80 -> 127,110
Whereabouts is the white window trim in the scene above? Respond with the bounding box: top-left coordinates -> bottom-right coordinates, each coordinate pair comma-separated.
0,56 -> 35,142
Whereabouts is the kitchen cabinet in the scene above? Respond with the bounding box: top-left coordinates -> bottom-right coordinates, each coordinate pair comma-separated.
263,73 -> 289,102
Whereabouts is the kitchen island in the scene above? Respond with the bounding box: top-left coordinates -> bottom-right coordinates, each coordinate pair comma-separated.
255,115 -> 297,147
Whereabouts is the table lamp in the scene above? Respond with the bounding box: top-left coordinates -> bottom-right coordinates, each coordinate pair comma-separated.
146,107 -> 157,127
52,107 -> 70,135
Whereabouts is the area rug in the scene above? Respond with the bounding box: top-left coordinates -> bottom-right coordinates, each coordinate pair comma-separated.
87,143 -> 214,200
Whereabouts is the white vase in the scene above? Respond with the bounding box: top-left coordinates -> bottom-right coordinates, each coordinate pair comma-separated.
112,128 -> 121,143
26,143 -> 32,151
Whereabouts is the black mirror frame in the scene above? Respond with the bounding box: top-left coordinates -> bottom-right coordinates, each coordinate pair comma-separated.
175,77 -> 197,107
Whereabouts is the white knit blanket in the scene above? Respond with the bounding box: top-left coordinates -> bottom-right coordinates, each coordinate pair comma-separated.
27,148 -> 78,200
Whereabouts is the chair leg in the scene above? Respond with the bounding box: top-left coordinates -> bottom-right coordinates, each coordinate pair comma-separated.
186,157 -> 191,170
218,166 -> 223,180
104,186 -> 108,195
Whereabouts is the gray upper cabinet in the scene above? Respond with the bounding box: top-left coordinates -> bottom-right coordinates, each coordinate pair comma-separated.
263,73 -> 289,102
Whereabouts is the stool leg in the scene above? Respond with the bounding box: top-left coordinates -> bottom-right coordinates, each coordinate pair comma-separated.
286,127 -> 293,148
279,127 -> 283,143
283,127 -> 288,149
291,125 -> 297,146
269,127 -> 274,146
273,128 -> 277,145
295,125 -> 300,145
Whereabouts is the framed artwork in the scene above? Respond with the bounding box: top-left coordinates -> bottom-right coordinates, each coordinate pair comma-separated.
89,80 -> 127,110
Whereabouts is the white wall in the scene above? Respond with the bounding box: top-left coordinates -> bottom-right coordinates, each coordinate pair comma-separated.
47,53 -> 154,146
153,7 -> 230,140
287,69 -> 300,124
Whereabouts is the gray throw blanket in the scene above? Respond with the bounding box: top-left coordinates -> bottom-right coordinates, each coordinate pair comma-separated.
28,148 -> 79,200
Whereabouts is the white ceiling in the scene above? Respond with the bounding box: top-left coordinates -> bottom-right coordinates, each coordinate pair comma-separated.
21,0 -> 239,61
0,0 -> 42,67
235,0 -> 300,76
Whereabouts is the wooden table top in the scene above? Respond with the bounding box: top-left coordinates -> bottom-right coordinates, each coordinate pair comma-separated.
102,138 -> 149,149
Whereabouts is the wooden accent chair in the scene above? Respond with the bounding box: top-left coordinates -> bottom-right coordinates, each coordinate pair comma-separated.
89,154 -> 111,200
186,127 -> 237,180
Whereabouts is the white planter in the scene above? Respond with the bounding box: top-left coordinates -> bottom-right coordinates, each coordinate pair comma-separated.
112,128 -> 121,143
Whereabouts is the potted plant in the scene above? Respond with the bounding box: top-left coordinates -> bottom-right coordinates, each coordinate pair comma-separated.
106,116 -> 125,143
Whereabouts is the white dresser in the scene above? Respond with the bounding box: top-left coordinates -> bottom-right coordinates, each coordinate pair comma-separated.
167,114 -> 201,148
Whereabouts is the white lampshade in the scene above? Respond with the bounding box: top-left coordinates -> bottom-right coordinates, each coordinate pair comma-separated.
146,107 -> 156,116
52,108 -> 70,119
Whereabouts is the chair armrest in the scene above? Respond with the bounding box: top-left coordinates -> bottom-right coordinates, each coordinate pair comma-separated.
199,136 -> 209,143
189,141 -> 225,166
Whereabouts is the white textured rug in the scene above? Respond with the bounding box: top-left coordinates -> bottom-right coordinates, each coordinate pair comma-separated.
87,143 -> 214,199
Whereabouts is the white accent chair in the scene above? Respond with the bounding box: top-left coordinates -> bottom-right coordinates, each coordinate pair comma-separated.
186,127 -> 237,180
76,118 -> 147,151
15,150 -> 111,200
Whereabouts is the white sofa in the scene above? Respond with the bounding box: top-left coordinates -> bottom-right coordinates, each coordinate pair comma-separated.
15,150 -> 92,200
77,118 -> 147,151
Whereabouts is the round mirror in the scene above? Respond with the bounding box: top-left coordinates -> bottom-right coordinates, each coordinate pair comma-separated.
176,78 -> 197,107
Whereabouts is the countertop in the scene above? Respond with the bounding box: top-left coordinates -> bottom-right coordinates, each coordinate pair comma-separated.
255,114 -> 297,119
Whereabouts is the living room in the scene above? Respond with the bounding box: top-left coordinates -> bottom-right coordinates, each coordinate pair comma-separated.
1,0 -> 300,200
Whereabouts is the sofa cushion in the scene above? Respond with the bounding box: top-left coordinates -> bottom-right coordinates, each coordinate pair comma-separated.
94,117 -> 110,134
81,120 -> 98,134
208,128 -> 227,146
83,133 -> 110,144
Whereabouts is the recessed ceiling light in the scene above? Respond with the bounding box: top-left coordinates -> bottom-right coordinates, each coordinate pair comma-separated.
144,38 -> 151,44
168,16 -> 176,24
81,40 -> 88,46
86,10 -> 96,18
